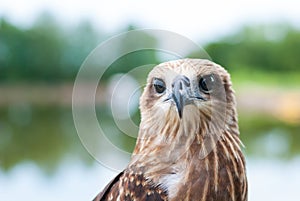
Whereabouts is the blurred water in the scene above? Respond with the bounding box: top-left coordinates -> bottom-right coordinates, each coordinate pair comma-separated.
0,161 -> 116,201
0,106 -> 300,200
1,157 -> 300,201
247,157 -> 300,201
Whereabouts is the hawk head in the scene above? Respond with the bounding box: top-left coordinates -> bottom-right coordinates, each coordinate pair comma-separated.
133,59 -> 238,160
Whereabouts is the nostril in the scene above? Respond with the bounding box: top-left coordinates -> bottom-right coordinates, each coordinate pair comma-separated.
179,82 -> 183,90
182,76 -> 190,87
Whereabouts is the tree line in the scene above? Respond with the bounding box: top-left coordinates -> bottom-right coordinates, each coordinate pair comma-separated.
1,14 -> 299,83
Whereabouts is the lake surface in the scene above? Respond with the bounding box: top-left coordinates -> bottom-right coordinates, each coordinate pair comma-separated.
1,158 -> 300,201
0,106 -> 299,200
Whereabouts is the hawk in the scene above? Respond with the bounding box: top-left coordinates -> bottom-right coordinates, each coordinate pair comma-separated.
93,59 -> 248,201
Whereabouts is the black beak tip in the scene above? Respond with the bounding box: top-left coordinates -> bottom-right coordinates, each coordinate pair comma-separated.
178,109 -> 182,119
173,94 -> 183,118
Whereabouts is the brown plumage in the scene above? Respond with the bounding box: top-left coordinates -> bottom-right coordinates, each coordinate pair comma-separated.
93,59 -> 248,201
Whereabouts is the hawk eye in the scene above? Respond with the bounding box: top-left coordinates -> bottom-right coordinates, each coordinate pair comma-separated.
199,74 -> 215,93
153,78 -> 166,94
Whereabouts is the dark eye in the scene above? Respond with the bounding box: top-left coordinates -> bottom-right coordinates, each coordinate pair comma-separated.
153,78 -> 166,94
199,74 -> 215,93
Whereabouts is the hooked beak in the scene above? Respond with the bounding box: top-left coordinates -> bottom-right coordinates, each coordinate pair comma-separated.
171,75 -> 191,118
164,75 -> 206,118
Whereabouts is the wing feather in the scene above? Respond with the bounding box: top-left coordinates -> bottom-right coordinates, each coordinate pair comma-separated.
92,170 -> 168,201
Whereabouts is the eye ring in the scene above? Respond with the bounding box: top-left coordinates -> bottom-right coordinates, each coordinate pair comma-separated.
153,78 -> 166,94
199,74 -> 215,93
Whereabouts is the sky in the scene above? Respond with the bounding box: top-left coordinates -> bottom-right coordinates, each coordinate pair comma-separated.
0,0 -> 300,43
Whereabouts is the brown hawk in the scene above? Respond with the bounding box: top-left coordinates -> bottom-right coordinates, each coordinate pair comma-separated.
93,59 -> 248,201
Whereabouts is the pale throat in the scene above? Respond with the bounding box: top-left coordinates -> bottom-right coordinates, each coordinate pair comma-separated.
132,107 -> 206,163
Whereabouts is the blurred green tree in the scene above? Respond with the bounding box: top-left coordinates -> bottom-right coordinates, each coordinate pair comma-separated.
1,17 -> 300,83
0,13 -> 101,83
204,24 -> 300,72
101,25 -> 159,81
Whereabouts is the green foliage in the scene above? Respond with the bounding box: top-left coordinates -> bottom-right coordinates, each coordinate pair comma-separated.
204,24 -> 300,73
1,15 -> 300,83
0,14 -> 101,82
101,28 -> 158,80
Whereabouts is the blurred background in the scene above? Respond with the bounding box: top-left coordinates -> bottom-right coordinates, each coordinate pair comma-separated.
0,0 -> 300,200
